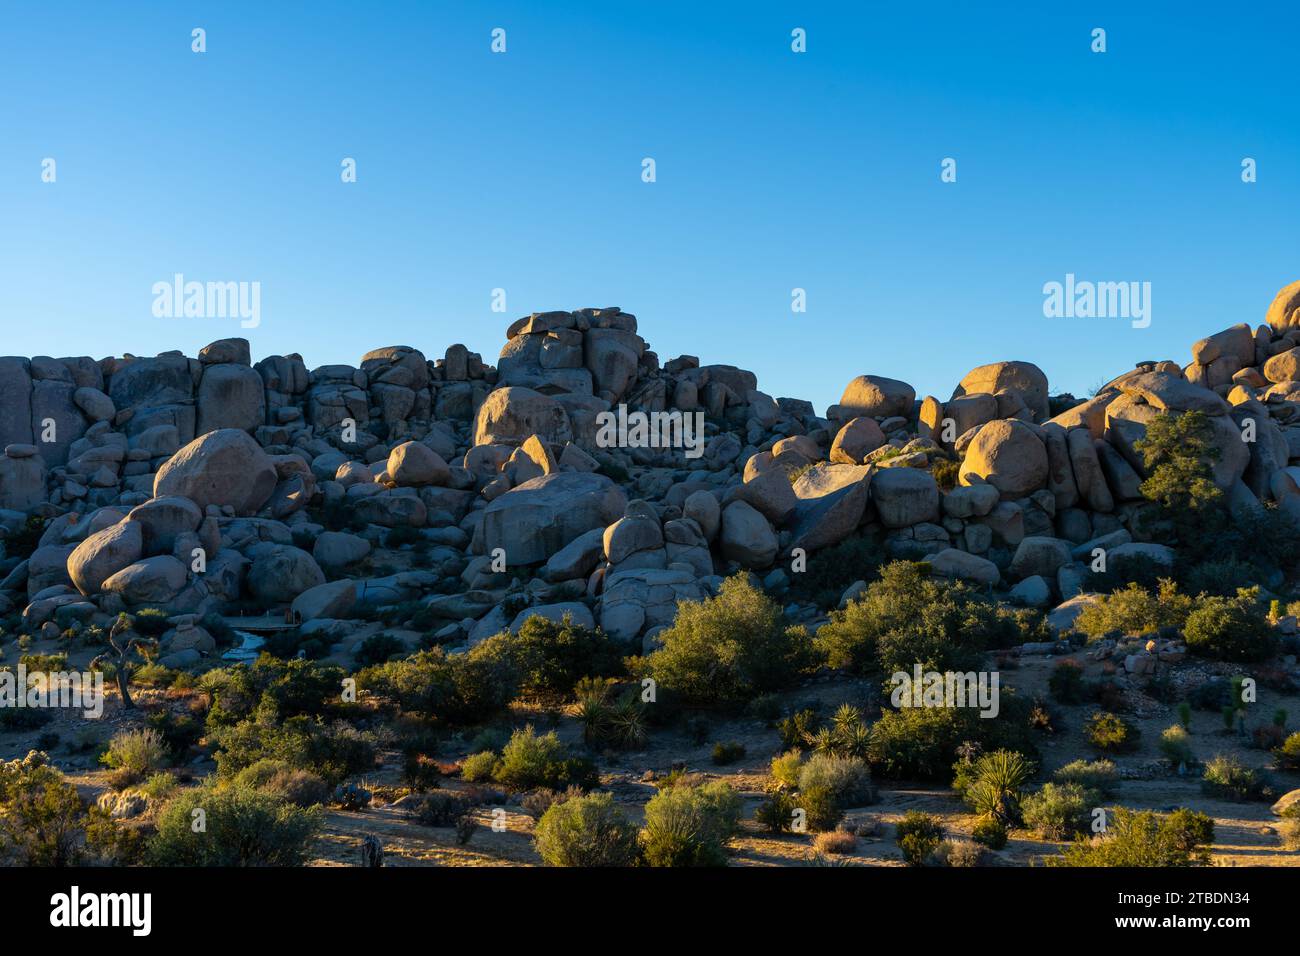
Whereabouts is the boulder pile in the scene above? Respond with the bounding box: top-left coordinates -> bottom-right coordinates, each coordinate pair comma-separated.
3,284 -> 1300,659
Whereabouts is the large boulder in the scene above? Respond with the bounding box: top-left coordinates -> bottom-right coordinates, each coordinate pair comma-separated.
313,531 -> 371,571
482,472 -> 627,566
387,441 -> 450,487
960,420 -> 1048,498
68,521 -> 144,595
153,429 -> 278,516
928,548 -> 1000,587
599,567 -> 704,644
473,387 -> 573,447
248,545 -> 326,604
789,464 -> 871,552
719,500 -> 778,568
0,444 -> 46,511
835,375 -> 915,420
100,556 -> 188,605
1265,280 -> 1300,333
830,417 -> 887,464
126,496 -> 202,555
196,363 -> 265,435
0,358 -> 34,448
735,467 -> 798,524
952,361 -> 1050,422
871,467 -> 939,528
291,579 -> 358,622
1008,536 -> 1072,581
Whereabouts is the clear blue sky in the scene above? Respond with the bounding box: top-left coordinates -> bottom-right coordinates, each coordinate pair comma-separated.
2,2 -> 1297,414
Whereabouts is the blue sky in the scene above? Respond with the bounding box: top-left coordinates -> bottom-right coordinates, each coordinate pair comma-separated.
2,2 -> 1297,413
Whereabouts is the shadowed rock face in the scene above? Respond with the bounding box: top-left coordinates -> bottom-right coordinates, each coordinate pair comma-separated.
2,285 -> 1300,657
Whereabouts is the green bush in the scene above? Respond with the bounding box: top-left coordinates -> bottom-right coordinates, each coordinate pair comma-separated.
1047,808 -> 1212,867
797,754 -> 875,831
971,817 -> 1007,850
460,750 -> 499,782
0,752 -> 120,866
1073,580 -> 1192,639
784,533 -> 885,608
1158,725 -> 1194,767
1052,759 -> 1119,796
770,749 -> 804,790
473,614 -> 624,703
492,725 -> 598,792
815,561 -> 1043,676
1021,782 -> 1093,839
211,716 -> 376,785
754,790 -> 799,833
1048,660 -> 1087,703
711,742 -> 746,765
868,695 -> 1039,781
231,759 -> 331,807
640,781 -> 741,867
1183,590 -> 1277,662
148,782 -> 322,865
99,728 -> 167,780
1276,731 -> 1300,770
356,646 -> 518,725
634,574 -> 815,708
533,792 -> 641,867
1084,711 -> 1140,754
895,811 -> 944,866
352,632 -> 407,667
1201,755 -> 1271,801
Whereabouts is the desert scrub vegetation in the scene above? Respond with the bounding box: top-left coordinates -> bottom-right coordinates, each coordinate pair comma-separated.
782,533 -> 884,608
640,779 -> 741,867
1052,759 -> 1119,796
1073,579 -> 1193,639
632,574 -> 815,708
489,725 -> 598,792
147,780 -> 323,866
1046,807 -> 1214,867
533,791 -> 641,866
0,751 -> 137,866
867,694 -> 1039,781
953,749 -> 1035,825
815,561 -> 1046,677
210,715 -> 376,785
1200,755 -> 1272,801
795,753 -> 877,831
1182,589 -> 1277,662
1084,711 -> 1140,754
231,759 -> 331,807
99,728 -> 168,787
895,811 -> 944,866
1021,783 -> 1094,839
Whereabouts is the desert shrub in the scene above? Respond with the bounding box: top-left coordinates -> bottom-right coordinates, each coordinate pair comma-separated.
784,533 -> 885,608
1085,711 -> 1140,754
210,716 -> 376,785
0,752 -> 98,865
895,811 -> 944,866
137,772 -> 178,801
971,817 -> 1007,849
1048,660 -> 1087,704
473,614 -> 624,703
533,791 -> 640,867
1276,731 -> 1300,770
147,782 -> 322,865
813,829 -> 858,855
1163,808 -> 1216,854
521,785 -> 584,820
131,607 -> 171,637
0,706 -> 52,731
754,790 -> 799,833
99,728 -> 167,782
1022,782 -> 1092,839
1181,557 -> 1268,598
1183,590 -> 1277,662
777,709 -> 822,750
1047,807 -> 1212,867
1201,755 -> 1271,801
640,781 -> 741,867
1188,677 -> 1233,712
634,574 -> 814,707
145,709 -> 203,760
868,695 -> 1039,781
493,725 -> 598,792
797,754 -> 875,831
575,680 -> 648,750
957,749 -> 1035,824
934,839 -> 983,867
1052,759 -> 1119,796
356,646 -> 518,725
460,750 -> 499,782
411,791 -> 477,827
711,742 -> 746,765
232,759 -> 330,807
1135,410 -> 1223,525
1158,725 -> 1195,767
815,561 -> 1041,676
353,632 -> 406,667
805,703 -> 872,759
403,752 -> 442,791
770,749 -> 804,790
1073,580 -> 1193,639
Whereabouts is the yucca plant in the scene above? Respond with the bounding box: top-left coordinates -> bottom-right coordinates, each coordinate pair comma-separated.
962,749 -> 1036,825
